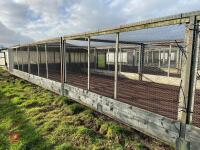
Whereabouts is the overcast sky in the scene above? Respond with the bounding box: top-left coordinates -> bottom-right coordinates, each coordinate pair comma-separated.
0,0 -> 200,47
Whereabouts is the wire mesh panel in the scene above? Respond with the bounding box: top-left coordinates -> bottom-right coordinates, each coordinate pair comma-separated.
47,44 -> 61,82
30,46 -> 38,75
114,25 -> 185,119
89,37 -> 116,99
17,48 -> 23,71
65,41 -> 88,90
21,47 -> 28,73
38,46 -> 47,78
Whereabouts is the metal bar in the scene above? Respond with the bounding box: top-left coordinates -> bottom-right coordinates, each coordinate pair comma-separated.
3,52 -> 8,68
36,45 -> 40,76
63,40 -> 66,82
94,48 -> 97,71
27,46 -> 30,73
178,16 -> 199,125
119,48 -> 122,72
107,49 -> 110,70
151,50 -> 154,64
16,48 -> 19,70
60,37 -> 63,83
44,44 -> 48,79
188,22 -> 200,123
114,33 -> 119,99
162,49 -> 165,65
138,44 -> 145,80
87,37 -> 90,90
158,49 -> 161,68
167,44 -> 172,77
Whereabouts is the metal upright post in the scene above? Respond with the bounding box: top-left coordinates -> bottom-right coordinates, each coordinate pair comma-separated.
36,45 -> 40,76
87,37 -> 90,90
107,49 -> 110,70
60,37 -> 64,83
119,48 -> 122,73
94,48 -> 97,71
16,48 -> 19,70
167,44 -> 172,77
114,33 -> 119,99
158,49 -> 161,68
178,16 -> 199,127
162,49 -> 165,66
27,46 -> 31,73
138,44 -> 144,80
63,40 -> 66,82
44,44 -> 48,79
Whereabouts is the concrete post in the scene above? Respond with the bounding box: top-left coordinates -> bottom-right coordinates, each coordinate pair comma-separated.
44,44 -> 48,79
87,37 -> 90,90
168,44 -> 172,77
114,33 -> 119,99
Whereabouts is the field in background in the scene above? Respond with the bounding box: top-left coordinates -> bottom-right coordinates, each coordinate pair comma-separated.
0,68 -> 173,150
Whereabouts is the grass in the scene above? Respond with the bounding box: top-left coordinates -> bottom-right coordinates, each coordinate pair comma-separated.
0,68 -> 173,150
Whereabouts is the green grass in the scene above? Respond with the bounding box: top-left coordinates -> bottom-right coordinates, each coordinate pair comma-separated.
0,68 -> 173,150
97,54 -> 106,68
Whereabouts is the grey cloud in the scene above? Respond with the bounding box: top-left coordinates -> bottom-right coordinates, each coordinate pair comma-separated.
0,21 -> 33,47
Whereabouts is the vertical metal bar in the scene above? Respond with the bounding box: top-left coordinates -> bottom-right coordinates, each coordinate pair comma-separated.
188,22 -> 200,123
158,49 -> 161,68
176,48 -> 180,72
151,50 -> 154,65
27,46 -> 30,73
20,47 -> 24,71
114,33 -> 119,99
178,16 -> 199,125
107,49 -> 110,70
94,48 -> 97,71
138,44 -> 144,80
87,37 -> 90,90
163,49 -> 165,65
168,44 -> 172,77
45,43 -> 48,79
147,51 -> 149,66
36,45 -> 40,76
63,40 -> 66,82
16,48 -> 19,70
119,48 -> 122,72
60,37 -> 64,83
